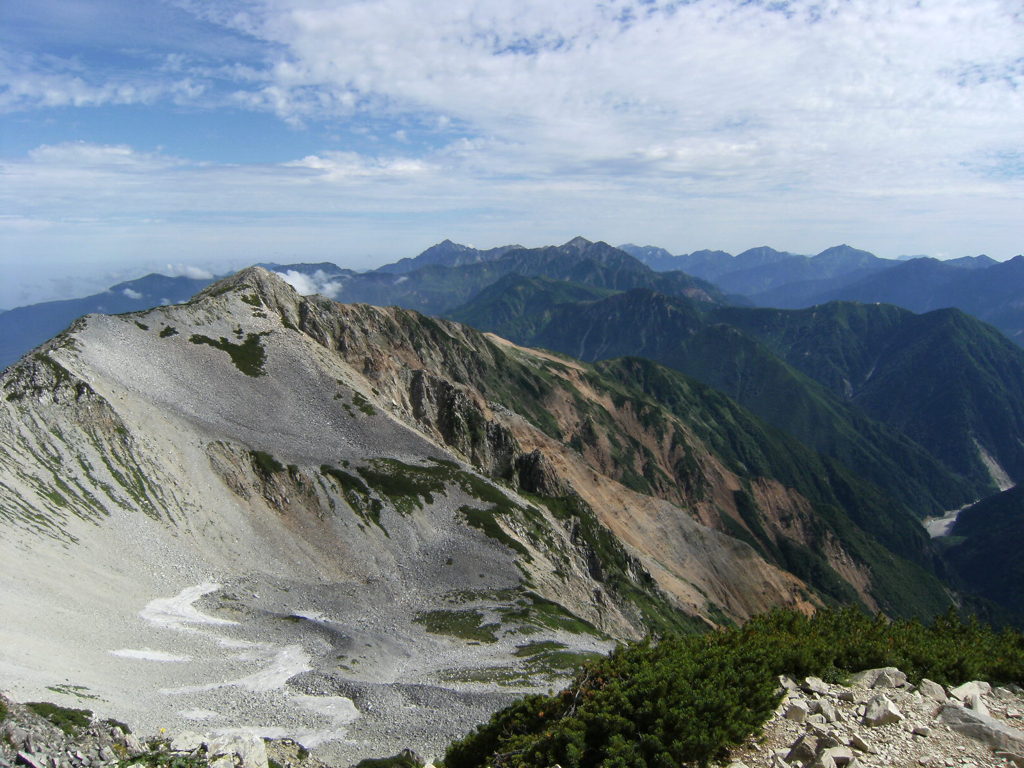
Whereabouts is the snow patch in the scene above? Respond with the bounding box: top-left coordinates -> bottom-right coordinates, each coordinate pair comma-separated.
110,648 -> 191,662
140,583 -> 238,630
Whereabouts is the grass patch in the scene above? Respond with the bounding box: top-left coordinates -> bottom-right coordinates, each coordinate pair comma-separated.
513,640 -> 567,657
441,666 -> 530,686
414,609 -> 499,643
240,293 -> 262,307
134,321 -> 149,331
189,332 -> 269,377
354,752 -> 423,768
251,450 -> 284,478
461,505 -> 531,560
320,465 -> 385,532
351,391 -> 377,415
159,326 -> 178,338
499,593 -> 601,636
45,684 -> 100,701
357,459 -> 448,515
26,701 -> 92,734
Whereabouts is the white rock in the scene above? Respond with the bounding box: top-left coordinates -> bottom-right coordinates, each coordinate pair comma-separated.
820,746 -> 855,766
169,732 -> 206,753
950,681 -> 992,701
939,703 -> 1024,752
785,701 -> 810,722
804,677 -> 831,695
964,691 -> 990,716
207,735 -> 268,768
123,735 -> 145,757
918,679 -> 947,703
849,667 -> 907,689
862,695 -> 904,727
848,733 -> 875,754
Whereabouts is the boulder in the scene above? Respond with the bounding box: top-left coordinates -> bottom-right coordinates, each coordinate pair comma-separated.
170,732 -> 206,753
949,681 -> 992,701
847,733 -> 875,754
803,677 -> 830,695
917,679 -> 946,703
849,667 -> 907,689
785,701 -> 809,722
819,746 -> 855,766
15,753 -> 46,768
786,733 -> 820,763
207,734 -> 268,768
963,691 -> 990,716
123,734 -> 145,757
939,703 -> 1024,752
862,695 -> 903,727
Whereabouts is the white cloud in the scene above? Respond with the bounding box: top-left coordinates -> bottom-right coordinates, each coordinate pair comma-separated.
2,0 -> 1022,306
274,269 -> 346,298
122,287 -> 143,299
165,264 -> 215,280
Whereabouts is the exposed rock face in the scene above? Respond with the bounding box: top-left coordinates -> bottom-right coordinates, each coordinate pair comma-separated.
0,693 -> 325,768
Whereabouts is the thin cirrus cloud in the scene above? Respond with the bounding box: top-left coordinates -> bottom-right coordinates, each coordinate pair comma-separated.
0,0 -> 1022,307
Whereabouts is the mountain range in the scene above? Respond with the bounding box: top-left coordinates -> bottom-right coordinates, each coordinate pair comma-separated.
3,237 -> 1024,760
0,266 -> 931,761
620,243 -> 1024,346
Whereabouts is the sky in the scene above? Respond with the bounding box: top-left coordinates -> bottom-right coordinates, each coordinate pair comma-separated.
1,0 -> 1022,308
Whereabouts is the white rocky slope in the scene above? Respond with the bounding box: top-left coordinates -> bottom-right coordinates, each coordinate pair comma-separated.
0,268 -> 814,764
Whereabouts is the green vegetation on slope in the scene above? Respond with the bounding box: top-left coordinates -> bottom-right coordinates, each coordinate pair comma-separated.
945,485 -> 1024,614
594,357 -> 951,619
189,332 -> 269,377
445,607 -> 1024,768
716,302 -> 1024,489
25,701 -> 93,734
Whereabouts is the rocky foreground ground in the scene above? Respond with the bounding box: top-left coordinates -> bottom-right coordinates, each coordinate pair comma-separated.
4,665 -> 1024,768
728,667 -> 1024,768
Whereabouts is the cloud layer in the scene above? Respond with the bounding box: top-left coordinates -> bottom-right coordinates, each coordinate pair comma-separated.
1,0 -> 1022,305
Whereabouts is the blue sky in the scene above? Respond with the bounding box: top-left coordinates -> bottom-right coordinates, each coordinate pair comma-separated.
1,0 -> 1022,307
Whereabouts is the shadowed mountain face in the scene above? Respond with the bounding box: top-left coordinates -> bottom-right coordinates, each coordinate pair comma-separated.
783,255 -> 1024,347
946,485 -> 1024,614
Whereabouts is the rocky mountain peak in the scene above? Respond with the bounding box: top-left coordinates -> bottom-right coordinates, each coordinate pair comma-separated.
561,235 -> 594,252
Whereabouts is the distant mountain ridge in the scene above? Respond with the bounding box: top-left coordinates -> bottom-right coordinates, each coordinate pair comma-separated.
373,239 -> 523,274
619,242 -> 1024,345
